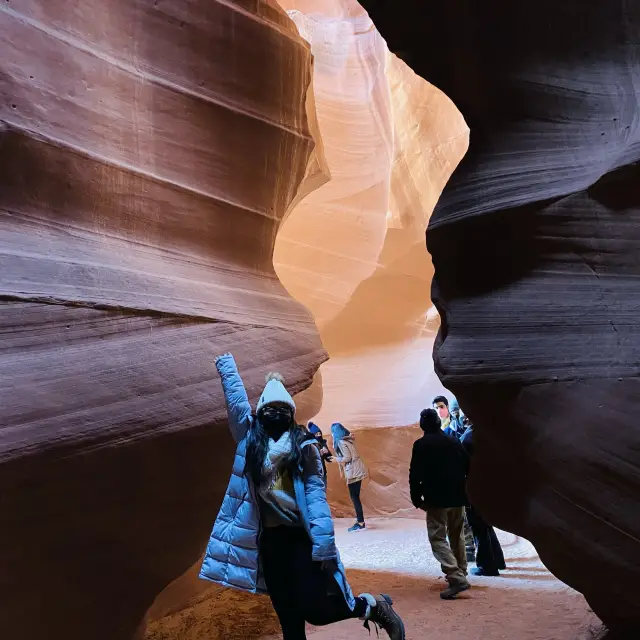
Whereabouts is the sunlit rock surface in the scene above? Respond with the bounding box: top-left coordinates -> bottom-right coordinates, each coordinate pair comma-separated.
274,1 -> 468,431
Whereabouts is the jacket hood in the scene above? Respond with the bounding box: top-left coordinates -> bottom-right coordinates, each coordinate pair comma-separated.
331,422 -> 351,440
449,398 -> 460,412
307,421 -> 322,436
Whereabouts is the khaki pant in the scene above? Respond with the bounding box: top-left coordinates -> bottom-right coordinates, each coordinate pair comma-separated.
426,507 -> 469,586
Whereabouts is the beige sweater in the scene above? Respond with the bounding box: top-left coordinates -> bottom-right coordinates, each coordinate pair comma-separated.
336,437 -> 368,485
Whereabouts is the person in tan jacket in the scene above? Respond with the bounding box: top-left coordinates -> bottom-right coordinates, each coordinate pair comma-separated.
331,423 -> 368,532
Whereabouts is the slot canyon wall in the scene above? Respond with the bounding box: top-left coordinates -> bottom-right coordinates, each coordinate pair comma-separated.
360,0 -> 640,635
0,1 -> 327,639
147,2 -> 471,634
4,0 -> 637,638
275,0 -> 468,432
273,0 -> 469,516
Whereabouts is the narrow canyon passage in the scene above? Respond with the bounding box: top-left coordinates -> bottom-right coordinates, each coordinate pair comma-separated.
2,0 -> 638,638
146,518 -> 600,640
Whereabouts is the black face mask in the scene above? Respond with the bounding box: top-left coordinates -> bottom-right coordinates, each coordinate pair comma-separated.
260,408 -> 292,437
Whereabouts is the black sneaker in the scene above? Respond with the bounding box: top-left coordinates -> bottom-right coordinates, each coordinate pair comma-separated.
348,522 -> 366,532
440,582 -> 471,600
360,594 -> 405,639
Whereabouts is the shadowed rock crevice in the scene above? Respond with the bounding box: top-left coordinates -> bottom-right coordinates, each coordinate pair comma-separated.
360,0 -> 640,634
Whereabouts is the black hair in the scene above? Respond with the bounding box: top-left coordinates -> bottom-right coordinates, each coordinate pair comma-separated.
420,408 -> 442,432
432,395 -> 449,407
245,413 -> 308,488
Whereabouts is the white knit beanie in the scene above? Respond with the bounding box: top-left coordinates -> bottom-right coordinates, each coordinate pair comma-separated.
256,372 -> 296,414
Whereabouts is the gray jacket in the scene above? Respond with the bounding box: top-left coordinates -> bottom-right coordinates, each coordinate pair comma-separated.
199,355 -> 355,610
336,437 -> 368,485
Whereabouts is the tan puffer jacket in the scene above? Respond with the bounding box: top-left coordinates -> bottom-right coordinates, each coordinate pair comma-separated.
336,436 -> 368,485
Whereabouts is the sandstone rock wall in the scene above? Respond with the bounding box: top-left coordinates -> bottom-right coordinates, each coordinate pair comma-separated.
274,1 -> 469,430
0,2 -> 326,638
360,0 -> 640,634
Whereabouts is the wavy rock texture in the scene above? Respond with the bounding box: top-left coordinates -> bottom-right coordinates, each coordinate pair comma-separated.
0,2 -> 326,638
274,1 -> 468,434
360,0 -> 640,634
144,4 -> 469,636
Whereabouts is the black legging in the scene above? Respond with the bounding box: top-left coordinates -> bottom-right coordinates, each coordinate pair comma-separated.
466,504 -> 506,572
348,480 -> 365,523
260,526 -> 367,639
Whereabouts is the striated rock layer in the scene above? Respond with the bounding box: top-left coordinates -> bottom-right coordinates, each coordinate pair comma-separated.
0,2 -> 326,638
360,0 -> 640,634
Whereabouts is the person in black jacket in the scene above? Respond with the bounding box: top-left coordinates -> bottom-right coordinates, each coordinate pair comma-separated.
307,422 -> 333,486
409,408 -> 471,599
460,423 -> 506,576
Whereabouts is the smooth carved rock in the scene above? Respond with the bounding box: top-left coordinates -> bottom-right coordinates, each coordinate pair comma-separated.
274,1 -> 469,430
0,2 -> 325,638
360,0 -> 640,634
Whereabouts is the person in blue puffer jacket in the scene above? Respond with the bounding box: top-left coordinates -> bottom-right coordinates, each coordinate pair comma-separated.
199,353 -> 405,640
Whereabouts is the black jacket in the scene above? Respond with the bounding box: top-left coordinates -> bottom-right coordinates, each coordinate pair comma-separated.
409,431 -> 470,509
309,436 -> 333,482
460,425 -> 474,457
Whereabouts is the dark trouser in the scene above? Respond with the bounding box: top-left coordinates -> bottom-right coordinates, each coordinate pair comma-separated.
463,512 -> 476,554
260,526 -> 366,639
348,480 -> 365,523
466,505 -> 506,572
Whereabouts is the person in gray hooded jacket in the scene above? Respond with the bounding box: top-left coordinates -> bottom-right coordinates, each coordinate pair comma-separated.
199,353 -> 405,640
332,423 -> 368,532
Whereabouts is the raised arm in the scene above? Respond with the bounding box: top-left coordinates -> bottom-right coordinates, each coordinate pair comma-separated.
215,353 -> 252,443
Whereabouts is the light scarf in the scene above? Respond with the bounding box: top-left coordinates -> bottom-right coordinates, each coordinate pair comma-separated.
260,430 -> 293,487
258,431 -> 299,525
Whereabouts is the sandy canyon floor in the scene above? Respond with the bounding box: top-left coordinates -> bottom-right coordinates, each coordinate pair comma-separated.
147,518 -> 602,640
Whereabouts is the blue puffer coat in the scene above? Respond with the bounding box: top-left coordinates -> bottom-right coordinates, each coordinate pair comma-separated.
199,355 -> 356,610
